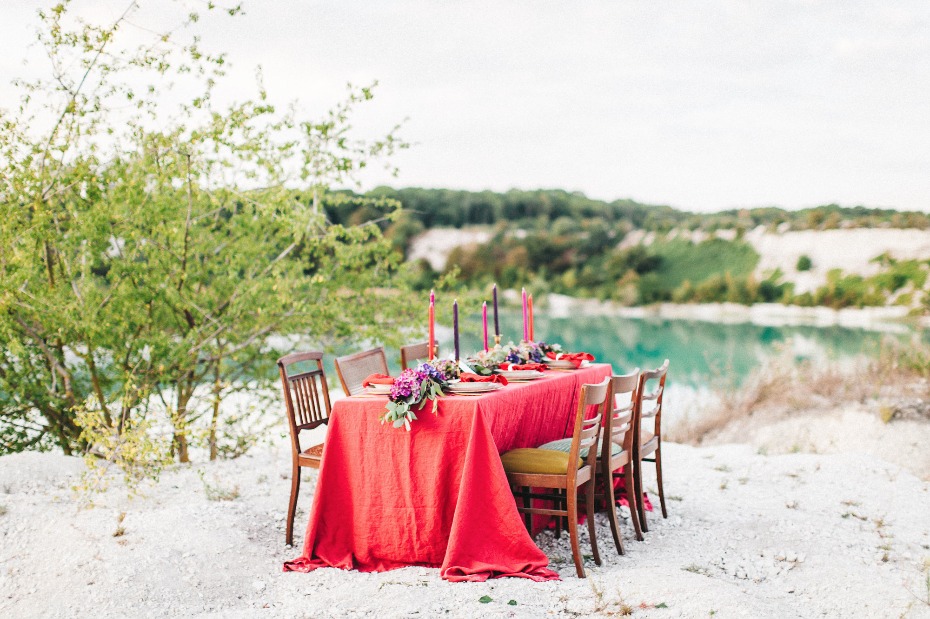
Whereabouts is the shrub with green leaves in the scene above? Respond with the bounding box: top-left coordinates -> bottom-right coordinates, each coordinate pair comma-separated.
796,255 -> 813,271
0,2 -> 421,488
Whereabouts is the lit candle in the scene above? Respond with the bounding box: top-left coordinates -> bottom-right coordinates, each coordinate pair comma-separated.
482,302 -> 488,352
528,294 -> 534,342
428,300 -> 435,360
492,283 -> 500,337
522,288 -> 528,342
453,299 -> 460,361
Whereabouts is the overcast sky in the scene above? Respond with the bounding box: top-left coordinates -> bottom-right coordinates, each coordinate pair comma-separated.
2,1 -> 929,212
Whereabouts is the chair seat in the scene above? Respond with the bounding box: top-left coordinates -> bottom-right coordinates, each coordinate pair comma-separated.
538,436 -> 624,459
297,442 -> 324,466
640,430 -> 658,457
501,448 -> 582,475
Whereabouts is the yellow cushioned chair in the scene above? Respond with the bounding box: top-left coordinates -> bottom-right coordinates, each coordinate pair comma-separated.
499,377 -> 610,579
501,448 -> 582,475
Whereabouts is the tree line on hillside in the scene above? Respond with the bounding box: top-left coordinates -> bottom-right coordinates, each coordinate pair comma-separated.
445,231 -> 930,310
311,187 -> 930,309
319,187 -> 930,246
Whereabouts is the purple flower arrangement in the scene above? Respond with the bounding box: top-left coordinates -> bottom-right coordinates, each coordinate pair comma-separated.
381,363 -> 450,431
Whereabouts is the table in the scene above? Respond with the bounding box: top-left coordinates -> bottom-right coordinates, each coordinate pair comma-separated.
283,363 -> 612,582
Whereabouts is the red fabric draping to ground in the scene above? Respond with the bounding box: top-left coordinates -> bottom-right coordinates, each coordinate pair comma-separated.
283,364 -> 611,582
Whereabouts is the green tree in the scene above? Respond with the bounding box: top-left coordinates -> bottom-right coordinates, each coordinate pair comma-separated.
0,2 -> 416,487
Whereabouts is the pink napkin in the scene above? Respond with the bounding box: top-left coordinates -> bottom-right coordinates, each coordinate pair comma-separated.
362,374 -> 394,387
458,373 -> 509,386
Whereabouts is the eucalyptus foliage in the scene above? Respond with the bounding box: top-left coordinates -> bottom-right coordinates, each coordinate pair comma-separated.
0,1 -> 419,486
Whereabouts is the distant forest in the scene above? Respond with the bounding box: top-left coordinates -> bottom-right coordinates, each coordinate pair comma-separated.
313,187 -> 930,309
322,187 -> 930,234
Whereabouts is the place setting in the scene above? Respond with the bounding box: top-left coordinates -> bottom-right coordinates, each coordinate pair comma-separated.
350,287 -> 599,429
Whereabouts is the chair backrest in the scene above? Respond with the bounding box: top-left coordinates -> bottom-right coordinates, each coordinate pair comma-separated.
400,341 -> 434,371
567,377 -> 611,481
603,369 -> 641,466
335,347 -> 389,396
637,359 -> 669,440
277,351 -> 332,455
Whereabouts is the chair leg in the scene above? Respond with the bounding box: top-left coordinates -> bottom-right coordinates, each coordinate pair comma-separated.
286,461 -> 301,546
634,456 -> 648,533
624,465 -> 643,542
522,487 -> 532,533
554,489 -> 561,539
566,488 -> 585,578
561,488 -> 569,536
585,479 -> 601,567
655,443 -> 668,519
604,471 -> 625,555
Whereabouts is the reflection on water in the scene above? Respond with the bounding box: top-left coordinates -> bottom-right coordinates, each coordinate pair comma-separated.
440,313 -> 904,389
311,312 -> 913,429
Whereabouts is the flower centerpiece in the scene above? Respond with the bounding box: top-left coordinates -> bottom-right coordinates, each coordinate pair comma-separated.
538,341 -> 563,357
503,340 -> 545,364
466,347 -> 508,376
380,363 -> 449,431
428,358 -> 461,380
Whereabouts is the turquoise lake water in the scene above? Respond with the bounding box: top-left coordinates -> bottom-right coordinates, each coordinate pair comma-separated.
424,312 -> 912,389
309,311 -> 915,426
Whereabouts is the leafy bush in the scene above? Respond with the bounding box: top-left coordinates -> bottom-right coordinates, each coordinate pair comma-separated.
0,4 -> 419,486
796,255 -> 813,271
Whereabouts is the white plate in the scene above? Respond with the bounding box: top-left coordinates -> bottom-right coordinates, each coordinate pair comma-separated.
494,370 -> 545,381
447,382 -> 504,394
543,358 -> 591,369
364,384 -> 393,395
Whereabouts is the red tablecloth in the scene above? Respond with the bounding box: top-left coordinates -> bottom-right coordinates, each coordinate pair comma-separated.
284,364 -> 612,582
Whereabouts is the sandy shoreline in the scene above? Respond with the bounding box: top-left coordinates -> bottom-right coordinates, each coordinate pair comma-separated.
544,294 -> 919,333
2,404 -> 929,618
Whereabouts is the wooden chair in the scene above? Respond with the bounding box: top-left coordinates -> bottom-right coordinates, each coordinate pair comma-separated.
334,347 -> 389,396
633,359 -> 670,533
400,341 -> 437,370
599,370 -> 643,549
277,351 -> 333,546
539,370 -> 643,550
500,377 -> 610,578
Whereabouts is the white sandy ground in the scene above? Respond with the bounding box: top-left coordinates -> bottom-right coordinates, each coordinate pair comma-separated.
2,412 -> 930,619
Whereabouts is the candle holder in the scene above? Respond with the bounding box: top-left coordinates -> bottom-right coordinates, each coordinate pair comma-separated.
432,344 -> 439,358
494,335 -> 501,346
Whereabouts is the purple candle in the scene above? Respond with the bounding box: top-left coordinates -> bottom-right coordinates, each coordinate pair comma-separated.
492,283 -> 500,337
482,302 -> 488,352
522,288 -> 528,341
453,299 -> 460,361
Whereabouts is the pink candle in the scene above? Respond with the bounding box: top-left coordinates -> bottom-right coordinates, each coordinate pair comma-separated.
430,289 -> 435,304
428,301 -> 435,360
528,294 -> 534,342
482,302 -> 488,352
453,300 -> 460,361
522,288 -> 528,341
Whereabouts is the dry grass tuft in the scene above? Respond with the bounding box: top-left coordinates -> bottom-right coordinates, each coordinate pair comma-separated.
113,511 -> 126,537
670,338 -> 930,444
